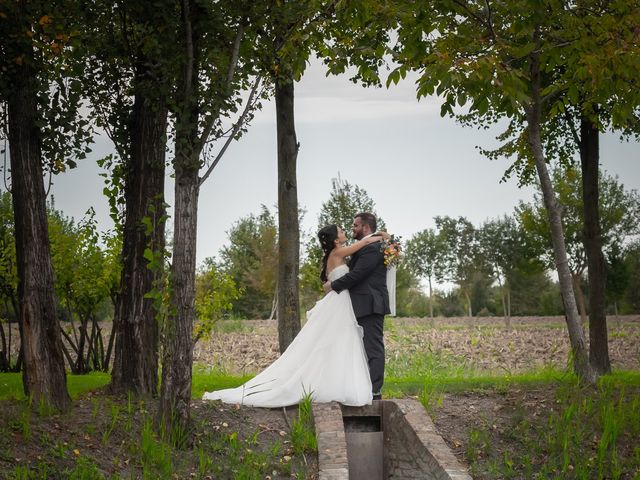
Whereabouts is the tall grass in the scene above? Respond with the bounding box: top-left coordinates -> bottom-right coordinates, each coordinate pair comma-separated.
535,376 -> 640,478
139,419 -> 173,478
1,387 -> 298,479
290,393 -> 317,455
460,373 -> 640,479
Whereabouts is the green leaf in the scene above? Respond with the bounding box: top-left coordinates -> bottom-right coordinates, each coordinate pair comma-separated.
512,43 -> 536,59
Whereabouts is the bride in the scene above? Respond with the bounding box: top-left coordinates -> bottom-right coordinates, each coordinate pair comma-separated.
202,225 -> 389,407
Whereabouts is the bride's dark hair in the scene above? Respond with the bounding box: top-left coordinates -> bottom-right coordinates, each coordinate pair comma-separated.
318,224 -> 339,282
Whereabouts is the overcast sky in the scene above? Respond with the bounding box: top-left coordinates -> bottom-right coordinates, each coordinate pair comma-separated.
44,58 -> 640,266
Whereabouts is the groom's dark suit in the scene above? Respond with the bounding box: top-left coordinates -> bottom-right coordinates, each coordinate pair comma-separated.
330,241 -> 389,396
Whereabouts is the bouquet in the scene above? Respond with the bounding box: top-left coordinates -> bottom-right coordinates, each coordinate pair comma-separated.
380,235 -> 402,268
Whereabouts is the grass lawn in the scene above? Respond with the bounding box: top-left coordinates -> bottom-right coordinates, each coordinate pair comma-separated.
0,372 -> 110,401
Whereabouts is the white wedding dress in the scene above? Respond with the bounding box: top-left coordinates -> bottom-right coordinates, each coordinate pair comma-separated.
202,264 -> 373,407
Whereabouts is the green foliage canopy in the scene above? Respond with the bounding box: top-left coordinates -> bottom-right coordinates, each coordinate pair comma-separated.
193,258 -> 242,343
219,206 -> 278,319
517,167 -> 640,275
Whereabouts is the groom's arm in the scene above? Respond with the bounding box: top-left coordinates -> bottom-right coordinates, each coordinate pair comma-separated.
330,244 -> 380,293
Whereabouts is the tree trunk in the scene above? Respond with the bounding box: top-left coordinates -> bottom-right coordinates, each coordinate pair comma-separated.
158,162 -> 199,445
7,23 -> 71,410
526,35 -> 596,384
59,328 -> 77,373
110,69 -> 167,396
580,116 -> 610,374
104,317 -> 116,371
158,0 -> 201,443
463,289 -> 472,317
269,292 -> 278,321
428,276 -> 434,319
572,273 -> 588,326
275,77 -> 301,353
0,321 -> 7,371
504,298 -> 511,328
5,299 -> 14,369
497,275 -> 510,329
85,315 -> 98,371
501,292 -> 507,321
76,316 -> 88,374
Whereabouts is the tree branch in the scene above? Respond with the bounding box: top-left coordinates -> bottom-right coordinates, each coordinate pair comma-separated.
274,0 -> 340,53
226,24 -> 244,89
182,0 -> 195,103
195,23 -> 245,154
564,109 -> 582,148
451,0 -> 493,39
483,0 -> 497,42
199,76 -> 262,187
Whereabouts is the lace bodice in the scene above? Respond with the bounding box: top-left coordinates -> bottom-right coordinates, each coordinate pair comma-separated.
328,264 -> 349,282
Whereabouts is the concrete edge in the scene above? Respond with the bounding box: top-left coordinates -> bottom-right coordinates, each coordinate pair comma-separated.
311,402 -> 349,480
313,399 -> 472,480
392,399 -> 473,480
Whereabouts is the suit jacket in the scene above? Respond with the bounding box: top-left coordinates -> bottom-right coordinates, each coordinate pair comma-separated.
331,242 -> 390,318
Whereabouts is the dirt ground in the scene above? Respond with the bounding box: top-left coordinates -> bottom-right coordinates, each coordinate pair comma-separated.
1,315 -> 639,478
3,387 -> 639,479
434,382 -> 640,479
195,314 -> 640,478
193,315 -> 640,375
0,390 -> 317,479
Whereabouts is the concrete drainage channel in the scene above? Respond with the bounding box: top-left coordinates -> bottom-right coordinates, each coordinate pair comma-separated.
312,399 -> 472,480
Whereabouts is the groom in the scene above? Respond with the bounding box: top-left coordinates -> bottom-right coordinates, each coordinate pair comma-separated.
323,212 -> 390,400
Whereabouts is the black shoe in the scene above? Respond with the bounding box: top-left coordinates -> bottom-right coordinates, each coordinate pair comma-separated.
372,394 -> 382,400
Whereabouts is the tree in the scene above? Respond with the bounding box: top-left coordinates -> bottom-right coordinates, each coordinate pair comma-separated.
461,0 -> 640,374
555,2 -> 640,374
266,0 -> 397,352
508,268 -> 561,316
0,0 -> 97,409
107,38 -> 169,395
392,0 -> 607,382
477,215 -> 539,326
0,192 -> 120,373
268,1 -> 325,353
274,62 -> 301,353
605,242 -> 628,318
434,216 -> 485,317
478,218 -> 511,324
317,176 -> 386,234
220,207 -> 279,319
405,228 -> 446,318
0,191 -> 19,371
301,176 -> 386,306
621,241 -> 640,313
193,258 -> 242,344
394,264 -> 430,318
48,207 -> 119,373
518,167 -> 640,319
158,0 -> 268,440
78,0 -> 175,396
299,244 -> 324,313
